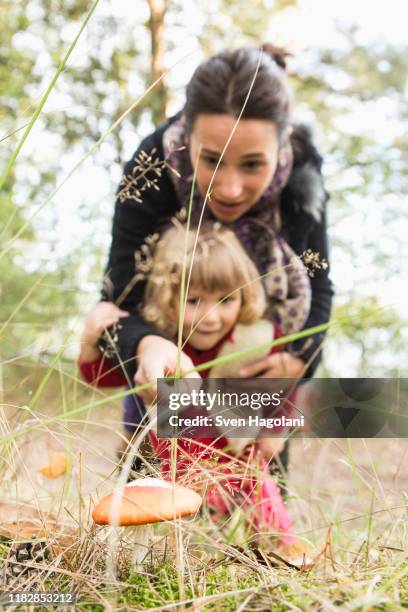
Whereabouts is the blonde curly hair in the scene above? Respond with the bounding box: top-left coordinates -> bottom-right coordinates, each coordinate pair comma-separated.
143,222 -> 266,337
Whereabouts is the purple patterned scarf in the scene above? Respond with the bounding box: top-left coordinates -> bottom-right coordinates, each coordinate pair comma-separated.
162,116 -> 311,334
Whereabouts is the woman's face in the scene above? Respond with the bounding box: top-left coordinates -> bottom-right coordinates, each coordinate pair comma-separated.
189,114 -> 280,222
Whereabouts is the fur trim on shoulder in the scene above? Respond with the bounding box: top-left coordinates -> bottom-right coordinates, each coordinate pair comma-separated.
286,125 -> 327,223
209,320 -> 274,378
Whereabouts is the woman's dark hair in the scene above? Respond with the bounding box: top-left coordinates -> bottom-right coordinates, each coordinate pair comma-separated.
184,45 -> 292,139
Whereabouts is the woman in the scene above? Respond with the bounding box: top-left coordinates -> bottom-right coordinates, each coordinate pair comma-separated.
101,45 -> 334,471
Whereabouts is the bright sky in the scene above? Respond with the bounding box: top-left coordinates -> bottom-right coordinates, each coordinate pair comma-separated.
268,0 -> 408,48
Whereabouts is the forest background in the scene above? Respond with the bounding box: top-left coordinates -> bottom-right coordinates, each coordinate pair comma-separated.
1,0 -> 407,381
0,2 -> 407,606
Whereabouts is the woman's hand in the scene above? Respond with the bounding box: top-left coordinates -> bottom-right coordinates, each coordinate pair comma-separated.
135,335 -> 201,404
239,352 -> 306,379
79,302 -> 129,362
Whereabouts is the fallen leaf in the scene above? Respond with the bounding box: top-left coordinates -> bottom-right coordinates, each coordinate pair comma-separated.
0,500 -> 76,560
0,501 -> 58,538
37,452 -> 67,478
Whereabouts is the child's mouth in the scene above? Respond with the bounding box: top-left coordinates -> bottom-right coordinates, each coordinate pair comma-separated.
195,329 -> 221,337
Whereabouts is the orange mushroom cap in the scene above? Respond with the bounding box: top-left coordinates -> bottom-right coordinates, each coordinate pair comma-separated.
92,478 -> 202,526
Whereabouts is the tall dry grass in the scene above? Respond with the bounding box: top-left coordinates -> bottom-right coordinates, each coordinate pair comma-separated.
1,11 -> 406,609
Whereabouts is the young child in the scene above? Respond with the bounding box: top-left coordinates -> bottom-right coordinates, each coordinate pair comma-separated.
78,225 -> 289,461
78,222 -> 307,547
141,222 -> 301,544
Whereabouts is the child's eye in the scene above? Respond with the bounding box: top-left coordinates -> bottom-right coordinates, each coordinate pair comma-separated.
186,297 -> 200,305
220,295 -> 235,304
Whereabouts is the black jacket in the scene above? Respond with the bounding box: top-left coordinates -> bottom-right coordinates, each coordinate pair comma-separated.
103,118 -> 334,378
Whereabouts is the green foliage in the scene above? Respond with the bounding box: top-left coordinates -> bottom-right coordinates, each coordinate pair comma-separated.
0,0 -> 155,359
197,0 -> 298,53
1,1 -> 407,374
120,562 -> 266,610
290,27 -> 408,374
292,28 -> 407,199
0,2 -> 32,124
328,297 -> 406,376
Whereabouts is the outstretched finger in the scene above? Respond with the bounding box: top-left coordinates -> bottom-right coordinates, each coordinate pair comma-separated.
101,317 -> 125,329
117,310 -> 130,318
135,368 -> 157,403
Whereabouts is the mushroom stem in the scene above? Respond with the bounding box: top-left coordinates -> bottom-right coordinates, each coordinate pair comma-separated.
123,525 -> 152,569
92,478 -> 202,574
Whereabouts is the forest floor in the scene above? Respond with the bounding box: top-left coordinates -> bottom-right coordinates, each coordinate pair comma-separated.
1,367 -> 407,609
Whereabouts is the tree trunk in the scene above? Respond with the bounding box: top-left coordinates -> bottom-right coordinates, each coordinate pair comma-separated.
147,0 -> 167,125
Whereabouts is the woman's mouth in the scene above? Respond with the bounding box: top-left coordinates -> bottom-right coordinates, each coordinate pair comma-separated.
211,198 -> 246,214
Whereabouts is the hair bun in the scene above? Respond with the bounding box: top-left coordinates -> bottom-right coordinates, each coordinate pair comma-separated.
260,44 -> 291,70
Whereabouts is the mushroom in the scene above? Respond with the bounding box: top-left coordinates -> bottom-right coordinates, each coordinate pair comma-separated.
92,477 -> 202,568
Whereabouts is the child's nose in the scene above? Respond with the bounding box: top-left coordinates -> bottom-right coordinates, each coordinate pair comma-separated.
202,305 -> 220,324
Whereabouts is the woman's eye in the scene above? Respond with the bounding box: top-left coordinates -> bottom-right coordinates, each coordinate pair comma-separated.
242,160 -> 264,171
203,155 -> 220,167
220,296 -> 234,304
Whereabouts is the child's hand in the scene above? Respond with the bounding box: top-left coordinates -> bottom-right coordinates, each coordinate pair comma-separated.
79,302 -> 129,362
135,336 -> 201,404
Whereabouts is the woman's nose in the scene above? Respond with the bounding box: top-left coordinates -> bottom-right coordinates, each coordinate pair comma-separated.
215,169 -> 244,201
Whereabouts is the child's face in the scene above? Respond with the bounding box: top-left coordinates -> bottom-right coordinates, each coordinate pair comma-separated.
182,288 -> 241,350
